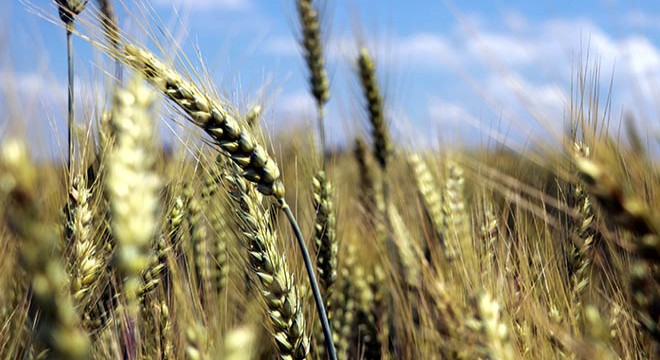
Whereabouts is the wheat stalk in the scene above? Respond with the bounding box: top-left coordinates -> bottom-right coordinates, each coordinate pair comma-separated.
55,0 -> 87,174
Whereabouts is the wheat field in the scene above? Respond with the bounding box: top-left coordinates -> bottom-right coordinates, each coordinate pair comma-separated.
1,1 -> 659,359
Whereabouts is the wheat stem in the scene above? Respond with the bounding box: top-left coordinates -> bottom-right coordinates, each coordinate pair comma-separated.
280,200 -> 337,360
66,24 -> 75,174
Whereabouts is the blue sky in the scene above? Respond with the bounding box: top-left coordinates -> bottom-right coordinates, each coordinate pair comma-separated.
4,0 -> 660,156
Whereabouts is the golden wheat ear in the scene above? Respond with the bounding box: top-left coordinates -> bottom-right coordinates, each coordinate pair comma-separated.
1,139 -> 91,359
122,43 -> 337,359
123,44 -> 284,199
225,170 -> 310,359
106,77 -> 160,322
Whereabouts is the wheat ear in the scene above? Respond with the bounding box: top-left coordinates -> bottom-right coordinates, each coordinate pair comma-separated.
226,171 -> 310,359
296,0 -> 330,164
67,175 -> 103,307
223,326 -> 256,360
442,161 -> 469,263
312,171 -> 338,298
409,154 -> 449,260
123,44 -> 336,359
311,170 -> 338,358
96,0 -> 122,81
202,169 -> 229,296
185,323 -> 209,360
576,156 -> 660,351
354,137 -> 382,218
123,45 -> 284,198
184,183 -> 210,296
567,142 -> 598,324
474,291 -> 515,360
357,47 -> 392,171
1,139 -> 91,360
246,105 -> 262,129
106,77 -> 160,319
575,156 -> 659,257
332,244 -> 357,359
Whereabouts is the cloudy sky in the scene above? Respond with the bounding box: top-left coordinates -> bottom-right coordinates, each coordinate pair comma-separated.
4,0 -> 660,156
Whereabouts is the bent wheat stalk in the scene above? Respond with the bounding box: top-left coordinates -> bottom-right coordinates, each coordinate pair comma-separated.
123,44 -> 337,360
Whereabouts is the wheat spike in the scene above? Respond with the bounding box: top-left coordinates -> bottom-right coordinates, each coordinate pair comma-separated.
224,326 -> 256,360
124,45 -> 284,198
296,0 -> 330,107
409,154 -> 449,260
225,170 -> 310,359
106,76 -> 160,318
184,183 -> 210,295
55,0 -> 87,24
0,139 -> 91,360
67,175 -> 103,307
475,291 -> 515,360
357,47 -> 392,170
311,170 -> 338,297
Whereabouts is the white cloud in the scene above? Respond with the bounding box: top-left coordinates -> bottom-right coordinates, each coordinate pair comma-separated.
264,32 -> 457,70
467,32 -> 535,66
253,11 -> 660,146
263,37 -> 298,56
271,91 -> 315,122
154,0 -> 251,11
621,36 -> 660,77
389,33 -> 458,68
428,99 -> 478,126
624,10 -> 660,31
